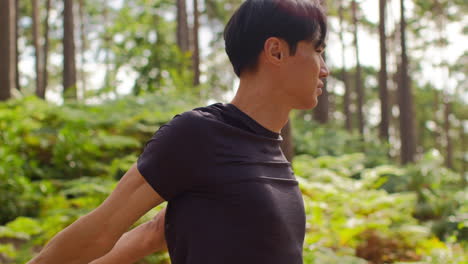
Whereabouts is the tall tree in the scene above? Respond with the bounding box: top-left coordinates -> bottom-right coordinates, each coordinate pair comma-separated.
0,0 -> 16,101
42,0 -> 51,95
103,0 -> 113,93
192,0 -> 200,86
78,0 -> 87,95
378,0 -> 390,141
63,0 -> 77,99
434,2 -> 453,170
338,0 -> 352,131
352,0 -> 364,135
443,97 -> 453,169
15,0 -> 20,91
177,0 -> 190,52
398,0 -> 416,163
460,124 -> 466,187
33,0 -> 45,98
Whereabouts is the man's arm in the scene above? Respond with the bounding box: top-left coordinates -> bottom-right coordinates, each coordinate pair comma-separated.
89,207 -> 167,264
27,163 -> 165,264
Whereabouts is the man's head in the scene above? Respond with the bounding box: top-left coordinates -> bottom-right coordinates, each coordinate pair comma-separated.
224,0 -> 329,110
224,0 -> 327,78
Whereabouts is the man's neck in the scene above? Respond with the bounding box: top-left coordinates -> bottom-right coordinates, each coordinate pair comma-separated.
230,76 -> 291,134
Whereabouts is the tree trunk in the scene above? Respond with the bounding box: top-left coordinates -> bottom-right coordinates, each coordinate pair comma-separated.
63,0 -> 77,99
192,0 -> 200,86
379,0 -> 390,141
79,0 -> 87,97
352,0 -> 364,136
33,0 -> 45,98
460,124 -> 466,187
177,0 -> 190,52
398,0 -> 416,163
0,0 -> 16,101
443,99 -> 452,169
280,119 -> 294,162
42,0 -> 51,95
15,0 -> 20,91
433,2 -> 452,170
339,0 -> 352,131
103,0 -> 112,92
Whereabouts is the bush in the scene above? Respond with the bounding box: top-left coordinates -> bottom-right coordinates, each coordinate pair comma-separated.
0,96 -> 466,263
0,92 -> 198,224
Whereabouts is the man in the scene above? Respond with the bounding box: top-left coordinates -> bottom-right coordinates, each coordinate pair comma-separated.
27,0 -> 328,263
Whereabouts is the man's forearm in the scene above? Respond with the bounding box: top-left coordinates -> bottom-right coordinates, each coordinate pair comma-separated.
27,164 -> 166,264
89,208 -> 167,264
27,212 -> 117,264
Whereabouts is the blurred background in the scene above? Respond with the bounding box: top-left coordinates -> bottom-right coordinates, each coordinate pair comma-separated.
0,0 -> 466,263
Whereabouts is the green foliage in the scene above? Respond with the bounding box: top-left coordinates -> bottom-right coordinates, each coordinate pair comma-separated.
381,149 -> 468,241
294,154 -> 467,263
0,96 -> 466,263
0,91 -> 197,224
291,112 -> 391,167
0,175 -> 169,263
3,217 -> 42,239
103,0 -> 195,95
0,175 -> 40,224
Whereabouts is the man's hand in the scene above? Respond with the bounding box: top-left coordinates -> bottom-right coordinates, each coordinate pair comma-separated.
27,163 -> 165,264
89,207 -> 168,264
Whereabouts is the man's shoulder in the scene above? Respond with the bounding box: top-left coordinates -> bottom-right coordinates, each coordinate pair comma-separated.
175,103 -> 225,126
165,104 -> 223,137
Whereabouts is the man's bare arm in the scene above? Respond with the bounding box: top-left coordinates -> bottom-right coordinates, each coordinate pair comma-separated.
89,207 -> 167,264
27,164 -> 165,264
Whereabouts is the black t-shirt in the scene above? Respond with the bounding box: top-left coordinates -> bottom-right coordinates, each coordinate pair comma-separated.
137,103 -> 305,264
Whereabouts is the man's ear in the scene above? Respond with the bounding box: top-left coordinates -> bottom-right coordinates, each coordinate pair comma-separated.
264,37 -> 286,65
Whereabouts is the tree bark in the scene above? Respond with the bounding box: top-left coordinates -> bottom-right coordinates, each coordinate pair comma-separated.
177,0 -> 190,52
280,119 -> 294,162
103,0 -> 112,92
460,124 -> 466,187
339,0 -> 352,131
33,0 -> 45,98
15,0 -> 20,91
42,0 -> 51,96
433,2 -> 453,170
443,99 -> 452,169
79,0 -> 87,97
352,0 -> 364,136
192,0 -> 200,86
398,0 -> 417,163
433,89 -> 442,151
63,0 -> 77,99
379,0 -> 390,141
0,0 -> 16,101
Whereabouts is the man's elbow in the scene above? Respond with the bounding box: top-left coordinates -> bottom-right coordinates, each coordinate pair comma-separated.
93,232 -> 119,256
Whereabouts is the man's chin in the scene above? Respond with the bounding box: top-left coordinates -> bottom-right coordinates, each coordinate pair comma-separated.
293,98 -> 318,110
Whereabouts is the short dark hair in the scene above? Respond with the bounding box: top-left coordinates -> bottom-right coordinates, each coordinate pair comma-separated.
224,0 -> 327,77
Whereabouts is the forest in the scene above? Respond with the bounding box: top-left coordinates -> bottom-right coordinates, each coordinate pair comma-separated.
0,0 -> 466,263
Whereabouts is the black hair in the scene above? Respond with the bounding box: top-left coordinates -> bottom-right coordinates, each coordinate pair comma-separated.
224,0 -> 327,77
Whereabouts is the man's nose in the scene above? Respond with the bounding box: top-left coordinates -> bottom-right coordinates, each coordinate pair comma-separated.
319,62 -> 329,78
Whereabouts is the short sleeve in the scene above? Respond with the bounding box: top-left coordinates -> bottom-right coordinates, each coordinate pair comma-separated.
137,112 -> 207,201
